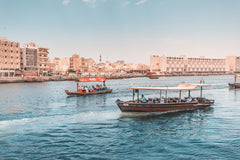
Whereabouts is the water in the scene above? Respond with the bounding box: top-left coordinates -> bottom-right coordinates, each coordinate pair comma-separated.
0,75 -> 240,159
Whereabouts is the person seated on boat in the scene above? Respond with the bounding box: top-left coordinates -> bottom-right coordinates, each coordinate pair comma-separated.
187,96 -> 192,102
81,86 -> 86,93
88,86 -> 91,92
85,86 -> 89,93
139,94 -> 146,103
103,84 -> 107,90
96,85 -> 99,91
147,98 -> 153,103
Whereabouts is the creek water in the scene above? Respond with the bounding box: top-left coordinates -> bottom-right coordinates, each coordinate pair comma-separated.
0,75 -> 240,159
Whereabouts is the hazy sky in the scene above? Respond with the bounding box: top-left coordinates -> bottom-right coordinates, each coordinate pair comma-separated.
1,0 -> 240,64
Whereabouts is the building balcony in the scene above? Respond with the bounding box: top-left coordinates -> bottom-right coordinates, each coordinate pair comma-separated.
38,51 -> 49,55
39,56 -> 49,60
38,66 -> 48,69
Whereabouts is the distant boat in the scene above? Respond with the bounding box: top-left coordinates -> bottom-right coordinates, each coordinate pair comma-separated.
65,77 -> 112,96
116,83 -> 214,112
149,76 -> 159,79
146,72 -> 159,79
228,74 -> 240,88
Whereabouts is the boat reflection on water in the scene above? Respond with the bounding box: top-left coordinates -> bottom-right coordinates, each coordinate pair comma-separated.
66,94 -> 107,107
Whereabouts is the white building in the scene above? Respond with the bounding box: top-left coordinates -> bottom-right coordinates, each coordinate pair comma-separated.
150,55 -> 229,74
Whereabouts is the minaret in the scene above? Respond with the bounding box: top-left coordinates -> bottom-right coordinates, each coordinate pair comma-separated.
99,54 -> 102,63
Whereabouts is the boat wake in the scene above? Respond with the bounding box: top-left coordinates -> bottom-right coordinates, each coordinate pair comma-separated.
0,110 -> 120,133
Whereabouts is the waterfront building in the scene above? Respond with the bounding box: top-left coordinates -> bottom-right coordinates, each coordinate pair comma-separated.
0,37 -> 21,77
51,57 -> 69,74
21,42 -> 50,75
225,56 -> 240,73
150,55 -> 229,75
38,46 -> 49,75
20,42 -> 38,74
69,54 -> 96,73
103,61 -> 149,74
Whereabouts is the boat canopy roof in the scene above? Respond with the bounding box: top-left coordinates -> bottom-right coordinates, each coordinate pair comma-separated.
75,77 -> 106,82
129,83 -> 211,91
179,83 -> 211,87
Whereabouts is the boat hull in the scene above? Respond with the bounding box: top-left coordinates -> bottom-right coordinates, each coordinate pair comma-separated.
149,76 -> 159,79
65,89 -> 112,96
116,101 -> 211,112
228,83 -> 240,88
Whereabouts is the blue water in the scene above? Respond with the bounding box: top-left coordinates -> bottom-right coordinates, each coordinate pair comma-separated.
0,75 -> 240,159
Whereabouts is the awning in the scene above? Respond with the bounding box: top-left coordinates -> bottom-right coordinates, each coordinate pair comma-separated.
129,86 -> 196,91
75,77 -> 106,82
179,84 -> 211,87
129,83 -> 211,91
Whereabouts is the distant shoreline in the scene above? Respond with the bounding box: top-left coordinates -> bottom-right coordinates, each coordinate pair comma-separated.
0,73 -> 233,84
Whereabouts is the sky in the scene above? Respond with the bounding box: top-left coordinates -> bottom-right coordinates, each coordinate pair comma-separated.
0,0 -> 240,64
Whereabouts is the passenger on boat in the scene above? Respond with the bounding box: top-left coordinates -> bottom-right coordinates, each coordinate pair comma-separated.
103,84 -> 106,90
85,86 -> 89,93
82,86 -> 86,93
96,85 -> 99,91
140,95 -> 146,103
187,96 -> 192,102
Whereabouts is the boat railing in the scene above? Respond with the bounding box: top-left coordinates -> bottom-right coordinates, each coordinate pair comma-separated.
127,97 -> 198,104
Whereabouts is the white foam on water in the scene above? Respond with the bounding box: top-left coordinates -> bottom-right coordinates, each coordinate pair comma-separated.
0,109 -> 121,133
71,110 -> 120,123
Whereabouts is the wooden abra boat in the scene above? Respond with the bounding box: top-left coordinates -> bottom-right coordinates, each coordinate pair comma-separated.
146,72 -> 159,79
116,83 -> 214,112
229,74 -> 240,88
65,77 -> 112,96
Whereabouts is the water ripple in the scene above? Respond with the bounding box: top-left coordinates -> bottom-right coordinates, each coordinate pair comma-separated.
0,76 -> 240,159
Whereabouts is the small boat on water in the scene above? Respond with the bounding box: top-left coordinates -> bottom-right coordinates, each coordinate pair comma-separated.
149,76 -> 159,79
65,77 -> 112,96
116,83 -> 214,112
146,72 -> 159,79
228,74 -> 240,88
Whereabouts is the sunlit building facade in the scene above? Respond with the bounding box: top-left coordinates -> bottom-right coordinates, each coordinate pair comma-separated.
225,56 -> 240,73
21,42 -> 38,73
38,46 -> 49,75
150,55 -> 229,74
0,37 -> 20,76
69,54 -> 96,73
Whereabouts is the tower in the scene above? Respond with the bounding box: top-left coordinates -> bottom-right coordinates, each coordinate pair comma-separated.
99,54 -> 102,63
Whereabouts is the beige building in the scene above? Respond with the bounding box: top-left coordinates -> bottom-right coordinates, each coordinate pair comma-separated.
21,42 -> 38,73
0,37 -> 20,76
38,46 -> 49,75
69,54 -> 96,73
20,42 -> 50,75
150,55 -> 229,74
225,56 -> 240,73
51,57 -> 69,74
103,61 -> 149,73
